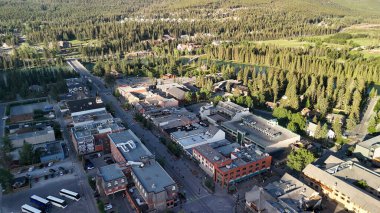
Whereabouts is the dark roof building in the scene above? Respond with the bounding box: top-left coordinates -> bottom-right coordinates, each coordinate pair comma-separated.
66,97 -> 105,116
97,164 -> 127,196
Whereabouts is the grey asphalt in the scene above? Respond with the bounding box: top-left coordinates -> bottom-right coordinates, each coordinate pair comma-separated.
68,60 -> 235,213
2,173 -> 93,213
0,104 -> 5,141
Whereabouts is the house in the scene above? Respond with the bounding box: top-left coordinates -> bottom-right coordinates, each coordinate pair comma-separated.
354,135 -> 380,163
38,141 -> 65,163
58,41 -> 72,48
302,156 -> 380,213
326,113 -> 346,124
245,173 -> 322,212
306,122 -> 335,139
97,164 -> 127,196
301,108 -> 311,117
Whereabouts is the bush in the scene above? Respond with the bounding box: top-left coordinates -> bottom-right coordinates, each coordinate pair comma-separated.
88,176 -> 96,190
97,200 -> 105,213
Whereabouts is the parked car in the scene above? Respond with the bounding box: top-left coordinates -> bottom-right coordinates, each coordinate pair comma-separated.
106,159 -> 114,165
48,162 -> 54,167
85,160 -> 95,170
49,169 -> 56,173
89,153 -> 101,159
103,156 -> 112,162
28,166 -> 35,172
58,166 -> 65,171
104,203 -> 113,211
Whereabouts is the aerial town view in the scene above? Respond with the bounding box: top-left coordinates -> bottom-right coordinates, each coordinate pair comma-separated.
0,0 -> 380,213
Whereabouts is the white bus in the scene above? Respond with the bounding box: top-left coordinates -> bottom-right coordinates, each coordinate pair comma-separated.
46,195 -> 68,208
21,204 -> 43,213
30,195 -> 51,210
59,189 -> 81,201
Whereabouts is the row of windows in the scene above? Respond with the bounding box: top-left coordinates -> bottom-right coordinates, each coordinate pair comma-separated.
107,178 -> 125,187
223,165 -> 266,178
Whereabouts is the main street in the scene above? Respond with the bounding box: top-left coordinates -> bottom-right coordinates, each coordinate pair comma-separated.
67,59 -> 235,213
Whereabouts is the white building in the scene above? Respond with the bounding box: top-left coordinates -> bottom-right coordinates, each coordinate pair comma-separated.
170,126 -> 225,150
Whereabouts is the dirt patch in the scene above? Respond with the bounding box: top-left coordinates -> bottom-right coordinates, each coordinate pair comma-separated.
368,49 -> 380,54
343,23 -> 380,31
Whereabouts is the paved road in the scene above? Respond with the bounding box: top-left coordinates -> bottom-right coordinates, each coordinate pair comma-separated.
54,102 -> 98,213
68,60 -> 235,213
354,96 -> 379,140
0,104 -> 5,141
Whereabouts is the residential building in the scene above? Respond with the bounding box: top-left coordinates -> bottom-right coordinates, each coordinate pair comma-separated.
9,126 -> 56,148
245,173 -> 322,213
38,141 -> 65,163
193,144 -> 272,188
326,113 -> 346,124
221,114 -> 300,153
171,125 -> 225,150
108,130 -> 178,211
302,156 -> 380,213
66,97 -> 105,117
97,164 -> 127,196
354,135 -> 380,163
306,122 -> 335,139
200,101 -> 249,125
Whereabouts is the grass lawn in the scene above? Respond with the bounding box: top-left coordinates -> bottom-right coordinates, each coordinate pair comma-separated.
253,39 -> 312,48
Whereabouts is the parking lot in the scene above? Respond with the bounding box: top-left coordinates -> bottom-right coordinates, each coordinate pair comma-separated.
2,171 -> 91,213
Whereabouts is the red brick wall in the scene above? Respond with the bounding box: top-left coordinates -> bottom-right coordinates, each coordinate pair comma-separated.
110,141 -> 126,163
215,155 -> 272,187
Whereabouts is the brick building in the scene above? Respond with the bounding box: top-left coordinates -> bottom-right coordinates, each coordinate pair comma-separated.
193,144 -> 272,188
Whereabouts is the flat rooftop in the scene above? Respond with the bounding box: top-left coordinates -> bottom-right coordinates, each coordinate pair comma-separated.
356,135 -> 380,149
10,101 -> 50,116
222,114 -> 299,146
219,146 -> 270,172
66,97 -> 105,113
303,157 -> 380,213
99,164 -> 125,182
108,130 -> 176,193
324,158 -> 380,193
8,126 -> 54,140
72,110 -> 112,124
40,141 -> 64,156
194,144 -> 228,164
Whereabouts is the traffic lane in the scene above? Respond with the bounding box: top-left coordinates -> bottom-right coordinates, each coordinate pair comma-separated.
0,104 -> 6,139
